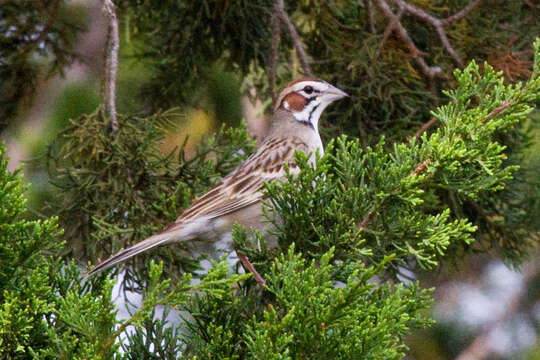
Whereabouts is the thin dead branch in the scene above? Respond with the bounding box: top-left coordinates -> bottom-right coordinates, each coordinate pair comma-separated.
482,100 -> 513,122
409,116 -> 437,142
275,0 -> 312,76
442,0 -> 483,26
357,206 -> 375,231
101,0 -> 119,132
373,0 -> 442,86
390,0 -> 483,68
364,0 -> 376,34
380,1 -> 405,48
411,158 -> 431,175
269,2 -> 282,104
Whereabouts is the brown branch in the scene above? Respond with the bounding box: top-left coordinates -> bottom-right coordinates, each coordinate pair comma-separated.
411,158 -> 431,175
380,2 -> 405,48
269,3 -> 282,104
373,0 -> 442,84
238,253 -> 266,287
275,0 -> 312,76
364,0 -> 376,34
409,116 -> 437,142
358,207 -> 376,230
390,0 -> 483,68
442,0 -> 483,25
482,100 -> 513,122
101,0 -> 119,132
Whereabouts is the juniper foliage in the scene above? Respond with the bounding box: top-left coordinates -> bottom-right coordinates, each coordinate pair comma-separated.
47,108 -> 255,287
111,0 -> 540,262
0,143 -> 116,359
19,41 -> 536,359
0,146 -> 248,358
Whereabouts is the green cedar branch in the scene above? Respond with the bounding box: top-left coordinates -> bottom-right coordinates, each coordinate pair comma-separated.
357,158 -> 431,231
411,97 -> 517,142
98,260 -> 250,357
267,45 -> 539,270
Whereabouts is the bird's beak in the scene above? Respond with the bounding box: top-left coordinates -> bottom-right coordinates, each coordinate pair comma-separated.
324,84 -> 349,102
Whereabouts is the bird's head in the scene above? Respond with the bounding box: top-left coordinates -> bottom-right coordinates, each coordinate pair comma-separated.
275,78 -> 348,129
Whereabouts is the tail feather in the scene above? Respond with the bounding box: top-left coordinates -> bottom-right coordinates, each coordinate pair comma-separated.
85,217 -> 215,277
85,232 -> 174,276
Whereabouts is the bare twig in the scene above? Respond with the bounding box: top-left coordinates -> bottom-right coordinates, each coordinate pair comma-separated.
269,3 -> 282,104
411,158 -> 430,175
442,0 -> 483,25
364,0 -> 376,34
482,100 -> 513,122
390,0 -> 483,68
373,0 -> 442,84
275,0 -> 312,76
358,207 -> 376,230
238,253 -> 266,287
409,116 -> 437,142
380,1 -> 405,48
101,0 -> 119,132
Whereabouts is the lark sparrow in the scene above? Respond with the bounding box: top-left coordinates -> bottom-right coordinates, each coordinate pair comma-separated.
88,78 -> 348,284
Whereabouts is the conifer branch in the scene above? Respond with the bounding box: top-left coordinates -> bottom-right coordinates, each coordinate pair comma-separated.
411,98 -> 514,143
482,100 -> 513,122
101,0 -> 119,133
358,157 -> 431,231
275,0 -> 312,76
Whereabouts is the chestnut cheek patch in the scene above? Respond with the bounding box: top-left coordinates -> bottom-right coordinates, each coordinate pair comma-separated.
282,92 -> 307,112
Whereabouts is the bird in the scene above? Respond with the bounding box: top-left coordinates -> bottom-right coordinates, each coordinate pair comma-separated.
87,78 -> 348,284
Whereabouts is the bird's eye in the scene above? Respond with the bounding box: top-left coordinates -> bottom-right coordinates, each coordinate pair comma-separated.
303,86 -> 314,94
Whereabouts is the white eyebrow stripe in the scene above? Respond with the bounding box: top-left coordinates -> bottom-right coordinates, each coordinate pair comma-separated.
291,81 -> 327,93
274,79 -> 327,112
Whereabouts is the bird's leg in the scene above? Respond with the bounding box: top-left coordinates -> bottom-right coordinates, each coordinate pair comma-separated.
237,253 -> 266,287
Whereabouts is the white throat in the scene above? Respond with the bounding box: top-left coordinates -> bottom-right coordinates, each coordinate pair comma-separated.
292,100 -> 329,129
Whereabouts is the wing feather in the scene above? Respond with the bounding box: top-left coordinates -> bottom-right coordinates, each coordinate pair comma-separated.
174,137 -> 307,224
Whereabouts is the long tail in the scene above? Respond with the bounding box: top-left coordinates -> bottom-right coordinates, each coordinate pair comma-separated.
85,220 -> 202,277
